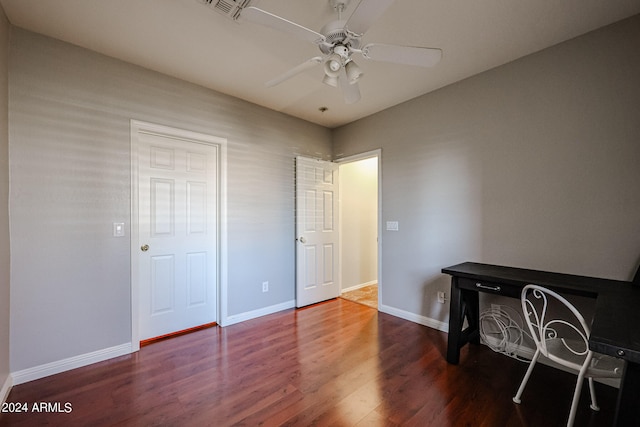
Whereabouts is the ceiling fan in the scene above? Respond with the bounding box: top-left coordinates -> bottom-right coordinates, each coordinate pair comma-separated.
240,0 -> 442,104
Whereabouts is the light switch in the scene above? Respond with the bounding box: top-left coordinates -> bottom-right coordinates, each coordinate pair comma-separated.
113,222 -> 125,237
386,221 -> 399,231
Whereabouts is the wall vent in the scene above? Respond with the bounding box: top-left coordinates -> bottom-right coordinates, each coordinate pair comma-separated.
197,0 -> 253,20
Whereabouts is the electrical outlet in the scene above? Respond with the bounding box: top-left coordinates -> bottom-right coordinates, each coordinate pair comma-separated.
262,281 -> 269,293
437,291 -> 446,304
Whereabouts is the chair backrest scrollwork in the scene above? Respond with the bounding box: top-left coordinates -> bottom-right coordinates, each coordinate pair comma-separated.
521,284 -> 591,361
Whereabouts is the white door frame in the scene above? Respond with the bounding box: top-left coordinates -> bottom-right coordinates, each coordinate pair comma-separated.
335,149 -> 382,309
130,120 -> 228,352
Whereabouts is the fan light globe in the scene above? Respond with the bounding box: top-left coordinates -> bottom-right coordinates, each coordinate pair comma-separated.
324,54 -> 342,78
322,74 -> 339,87
345,61 -> 363,84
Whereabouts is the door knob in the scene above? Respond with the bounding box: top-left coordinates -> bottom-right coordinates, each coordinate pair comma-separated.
141,244 -> 149,252
299,237 -> 306,244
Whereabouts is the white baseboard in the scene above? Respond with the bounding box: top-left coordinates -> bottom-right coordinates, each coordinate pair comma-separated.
1,373 -> 12,404
221,300 -> 296,327
11,343 -> 132,386
379,304 -> 449,333
10,301 -> 296,385
341,281 -> 377,293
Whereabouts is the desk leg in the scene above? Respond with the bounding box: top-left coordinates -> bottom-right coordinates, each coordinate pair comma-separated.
466,289 -> 480,345
447,278 -> 463,364
447,279 -> 481,364
614,361 -> 640,426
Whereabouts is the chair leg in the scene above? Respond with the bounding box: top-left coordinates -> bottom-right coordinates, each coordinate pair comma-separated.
587,378 -> 599,411
567,371 -> 587,427
513,349 -> 540,404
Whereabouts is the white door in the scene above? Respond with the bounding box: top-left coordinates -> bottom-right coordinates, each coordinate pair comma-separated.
137,130 -> 218,340
296,156 -> 340,307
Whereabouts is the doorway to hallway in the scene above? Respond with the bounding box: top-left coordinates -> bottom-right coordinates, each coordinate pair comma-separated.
337,152 -> 380,309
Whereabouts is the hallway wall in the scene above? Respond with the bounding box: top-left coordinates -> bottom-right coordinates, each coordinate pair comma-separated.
340,157 -> 378,291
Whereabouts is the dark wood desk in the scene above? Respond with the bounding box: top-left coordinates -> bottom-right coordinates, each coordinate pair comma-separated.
442,262 -> 640,426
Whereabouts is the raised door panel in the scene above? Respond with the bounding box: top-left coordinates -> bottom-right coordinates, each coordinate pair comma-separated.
150,255 -> 175,314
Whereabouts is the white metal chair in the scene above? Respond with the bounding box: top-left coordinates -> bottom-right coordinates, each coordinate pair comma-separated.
512,284 -> 623,427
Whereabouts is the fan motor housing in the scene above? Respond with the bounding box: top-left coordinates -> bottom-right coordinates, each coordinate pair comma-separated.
319,20 -> 360,54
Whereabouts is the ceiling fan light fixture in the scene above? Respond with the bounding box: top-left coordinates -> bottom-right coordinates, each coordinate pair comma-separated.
328,59 -> 341,71
345,60 -> 363,84
324,54 -> 342,78
322,74 -> 339,87
242,0 -> 442,103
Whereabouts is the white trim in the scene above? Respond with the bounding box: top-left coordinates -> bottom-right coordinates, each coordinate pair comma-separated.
335,149 -> 382,310
341,280 -> 377,293
334,149 -> 381,164
380,304 -> 449,333
130,120 -> 228,350
130,121 -> 140,351
1,374 -> 12,404
222,300 -> 296,327
218,136 -> 229,327
11,343 -> 132,386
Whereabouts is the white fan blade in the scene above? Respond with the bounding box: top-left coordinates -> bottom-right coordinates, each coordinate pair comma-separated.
361,43 -> 442,67
265,57 -> 323,88
241,7 -> 326,45
340,68 -> 361,104
345,0 -> 396,36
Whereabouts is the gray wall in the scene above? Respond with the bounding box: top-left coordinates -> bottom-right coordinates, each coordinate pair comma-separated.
333,15 -> 640,324
0,5 -> 10,399
8,28 -> 331,372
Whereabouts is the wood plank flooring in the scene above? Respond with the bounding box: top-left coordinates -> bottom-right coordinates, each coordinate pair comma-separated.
1,299 -> 618,426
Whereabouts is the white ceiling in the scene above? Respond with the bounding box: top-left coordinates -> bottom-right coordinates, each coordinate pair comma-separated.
1,0 -> 639,128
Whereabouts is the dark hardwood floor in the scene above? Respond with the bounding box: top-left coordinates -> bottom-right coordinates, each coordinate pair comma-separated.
1,299 -> 618,426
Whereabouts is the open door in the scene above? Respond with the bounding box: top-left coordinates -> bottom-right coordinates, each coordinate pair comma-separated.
295,156 -> 340,307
